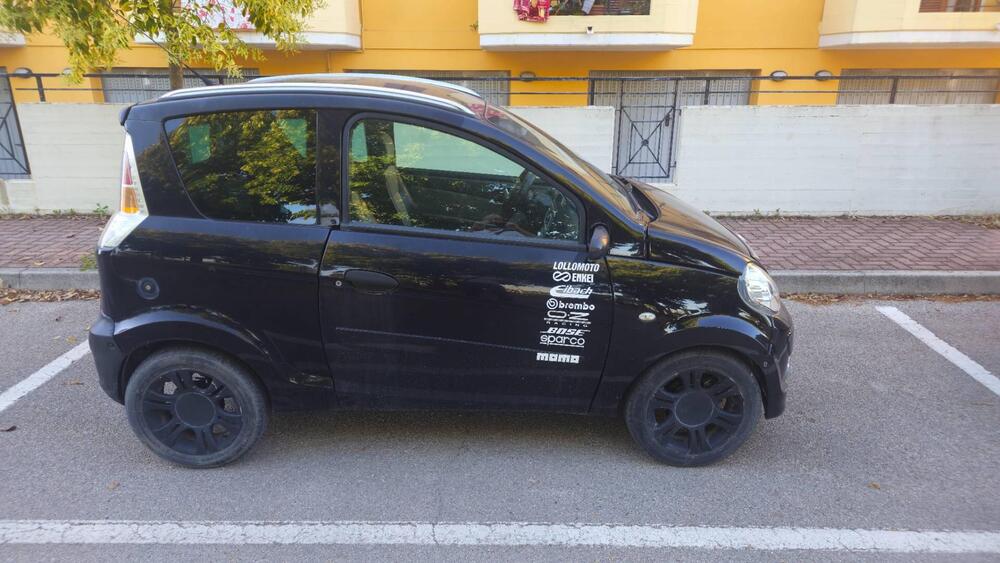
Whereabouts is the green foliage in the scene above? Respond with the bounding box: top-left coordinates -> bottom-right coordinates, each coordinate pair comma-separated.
0,0 -> 324,82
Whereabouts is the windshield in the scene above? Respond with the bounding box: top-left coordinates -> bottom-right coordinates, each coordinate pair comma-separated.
484,105 -> 640,217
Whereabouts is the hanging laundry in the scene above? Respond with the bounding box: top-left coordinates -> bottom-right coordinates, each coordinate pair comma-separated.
513,0 -> 551,22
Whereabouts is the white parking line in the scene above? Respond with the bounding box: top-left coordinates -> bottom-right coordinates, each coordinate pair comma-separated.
0,341 -> 91,414
877,306 -> 1000,398
0,520 -> 998,553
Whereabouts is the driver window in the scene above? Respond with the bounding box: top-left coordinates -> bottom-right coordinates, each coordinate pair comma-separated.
347,118 -> 580,242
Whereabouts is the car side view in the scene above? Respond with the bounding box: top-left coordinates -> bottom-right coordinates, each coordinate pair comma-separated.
88,74 -> 792,468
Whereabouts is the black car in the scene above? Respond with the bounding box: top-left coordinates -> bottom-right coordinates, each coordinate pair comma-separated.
89,74 -> 792,468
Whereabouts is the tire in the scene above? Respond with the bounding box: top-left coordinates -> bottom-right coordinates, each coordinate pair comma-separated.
624,351 -> 762,467
124,347 -> 268,468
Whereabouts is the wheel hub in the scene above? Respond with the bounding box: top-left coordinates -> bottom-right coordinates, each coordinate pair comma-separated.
174,392 -> 216,427
674,391 -> 715,427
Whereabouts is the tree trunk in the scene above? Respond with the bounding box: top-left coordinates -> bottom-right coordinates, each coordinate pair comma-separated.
165,0 -> 184,90
168,62 -> 184,90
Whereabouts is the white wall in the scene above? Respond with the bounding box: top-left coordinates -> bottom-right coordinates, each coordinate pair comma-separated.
665,104 -> 1000,215
1,103 -> 127,213
4,103 -> 998,215
507,106 -> 615,173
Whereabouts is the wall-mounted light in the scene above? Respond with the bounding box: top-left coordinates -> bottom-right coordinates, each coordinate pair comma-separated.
814,70 -> 834,81
769,70 -> 789,82
519,71 -> 537,82
61,68 -> 73,75
11,67 -> 32,76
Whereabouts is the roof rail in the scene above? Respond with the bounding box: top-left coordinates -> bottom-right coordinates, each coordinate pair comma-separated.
158,82 -> 477,116
250,72 -> 484,99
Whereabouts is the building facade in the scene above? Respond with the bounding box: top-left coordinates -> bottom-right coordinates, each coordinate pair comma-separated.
0,0 -> 997,106
1,0 -> 998,211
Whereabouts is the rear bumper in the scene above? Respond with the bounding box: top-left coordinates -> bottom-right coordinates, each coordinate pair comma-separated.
88,314 -> 125,404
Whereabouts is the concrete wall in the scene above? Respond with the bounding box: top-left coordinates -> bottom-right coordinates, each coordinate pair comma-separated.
507,106 -> 616,173
1,103 -> 127,213
665,104 -> 1000,215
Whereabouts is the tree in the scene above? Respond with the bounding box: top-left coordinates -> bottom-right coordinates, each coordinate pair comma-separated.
0,0 -> 324,89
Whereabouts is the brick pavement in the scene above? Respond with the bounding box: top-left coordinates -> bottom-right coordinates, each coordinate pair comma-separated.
0,216 -> 106,268
1,215 -> 998,271
717,217 -> 1000,271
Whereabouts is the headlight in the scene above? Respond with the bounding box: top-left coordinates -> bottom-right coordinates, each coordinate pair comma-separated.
739,262 -> 781,313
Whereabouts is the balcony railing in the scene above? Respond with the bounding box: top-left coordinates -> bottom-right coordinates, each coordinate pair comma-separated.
478,0 -> 698,51
551,0 -> 652,16
919,0 -> 1000,12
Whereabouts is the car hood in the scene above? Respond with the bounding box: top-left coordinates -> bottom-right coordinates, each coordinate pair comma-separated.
628,180 -> 754,274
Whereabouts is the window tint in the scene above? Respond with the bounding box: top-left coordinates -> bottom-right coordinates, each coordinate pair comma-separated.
347,119 -> 580,242
166,110 -> 318,224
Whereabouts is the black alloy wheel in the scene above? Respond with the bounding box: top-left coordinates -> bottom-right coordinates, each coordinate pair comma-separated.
625,351 -> 762,466
141,370 -> 243,456
125,348 -> 268,468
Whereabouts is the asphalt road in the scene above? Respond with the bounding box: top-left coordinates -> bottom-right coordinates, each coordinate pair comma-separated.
0,298 -> 998,561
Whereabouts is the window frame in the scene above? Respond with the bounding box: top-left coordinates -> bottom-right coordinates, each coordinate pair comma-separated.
162,107 -> 325,226
340,112 -> 587,250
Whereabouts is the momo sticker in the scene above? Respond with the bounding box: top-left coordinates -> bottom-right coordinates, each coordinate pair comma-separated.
549,285 -> 592,300
536,352 -> 580,364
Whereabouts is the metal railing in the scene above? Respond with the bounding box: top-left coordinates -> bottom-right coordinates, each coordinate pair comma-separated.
1,71 -> 998,181
919,0 -> 1000,12
551,0 -> 652,16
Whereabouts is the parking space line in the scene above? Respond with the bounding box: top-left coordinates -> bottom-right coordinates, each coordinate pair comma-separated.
876,306 -> 1000,398
0,342 -> 91,414
0,520 -> 998,553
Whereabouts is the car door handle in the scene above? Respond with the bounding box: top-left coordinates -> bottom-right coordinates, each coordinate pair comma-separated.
344,269 -> 398,294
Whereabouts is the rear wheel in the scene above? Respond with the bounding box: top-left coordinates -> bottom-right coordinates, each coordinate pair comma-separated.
124,348 -> 268,468
625,351 -> 761,467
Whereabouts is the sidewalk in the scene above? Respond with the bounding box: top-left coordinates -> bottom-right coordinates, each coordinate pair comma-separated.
1,215 -> 998,293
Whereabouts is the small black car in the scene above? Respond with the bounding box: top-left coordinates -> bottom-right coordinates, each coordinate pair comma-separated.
89,74 -> 792,468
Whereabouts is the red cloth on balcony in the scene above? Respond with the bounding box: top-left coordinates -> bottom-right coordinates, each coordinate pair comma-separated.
513,0 -> 551,22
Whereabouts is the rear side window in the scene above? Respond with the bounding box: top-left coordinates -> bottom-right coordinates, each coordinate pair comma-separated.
165,110 -> 318,224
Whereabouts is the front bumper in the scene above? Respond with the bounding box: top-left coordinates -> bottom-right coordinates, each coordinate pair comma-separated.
88,314 -> 126,404
760,306 -> 793,419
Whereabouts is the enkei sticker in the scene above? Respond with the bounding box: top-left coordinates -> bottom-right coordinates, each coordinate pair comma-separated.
553,271 -> 594,283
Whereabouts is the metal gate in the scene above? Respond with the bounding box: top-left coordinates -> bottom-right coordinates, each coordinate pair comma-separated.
589,71 -> 752,181
0,71 -> 30,179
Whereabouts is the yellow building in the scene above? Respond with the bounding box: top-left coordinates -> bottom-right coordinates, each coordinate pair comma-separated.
1,0 -> 998,105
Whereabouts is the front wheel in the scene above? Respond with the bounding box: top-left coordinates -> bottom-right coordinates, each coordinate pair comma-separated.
625,351 -> 762,467
124,347 -> 268,468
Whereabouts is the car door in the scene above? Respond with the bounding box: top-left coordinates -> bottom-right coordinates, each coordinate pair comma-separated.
319,115 -> 613,411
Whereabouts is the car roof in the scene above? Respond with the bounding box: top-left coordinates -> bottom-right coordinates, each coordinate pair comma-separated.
155,73 -> 488,118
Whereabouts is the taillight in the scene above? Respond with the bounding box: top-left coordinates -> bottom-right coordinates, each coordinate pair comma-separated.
98,133 -> 148,250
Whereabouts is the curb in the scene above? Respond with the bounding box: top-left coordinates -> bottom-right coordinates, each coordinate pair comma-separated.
771,270 -> 1000,295
2,267 -> 999,295
0,267 -> 100,290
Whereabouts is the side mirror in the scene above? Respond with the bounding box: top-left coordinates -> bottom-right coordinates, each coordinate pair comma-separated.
588,225 -> 610,260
